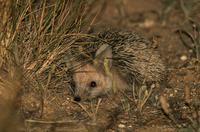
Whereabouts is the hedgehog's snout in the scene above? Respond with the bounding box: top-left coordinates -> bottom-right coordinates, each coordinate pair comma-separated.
74,95 -> 81,102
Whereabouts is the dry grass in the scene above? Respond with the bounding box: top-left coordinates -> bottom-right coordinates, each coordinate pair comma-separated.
0,0 -> 103,131
177,20 -> 200,61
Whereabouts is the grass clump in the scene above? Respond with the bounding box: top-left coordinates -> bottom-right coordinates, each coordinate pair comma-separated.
177,20 -> 200,61
0,0 -> 100,130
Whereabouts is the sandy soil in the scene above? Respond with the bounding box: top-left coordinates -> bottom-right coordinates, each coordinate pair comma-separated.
2,0 -> 200,132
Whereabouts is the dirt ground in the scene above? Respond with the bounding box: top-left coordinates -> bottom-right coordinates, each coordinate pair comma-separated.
1,0 -> 200,132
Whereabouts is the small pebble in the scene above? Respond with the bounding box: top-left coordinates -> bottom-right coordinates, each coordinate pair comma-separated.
118,124 -> 126,128
180,55 -> 187,61
128,125 -> 132,128
189,49 -> 193,53
139,19 -> 155,28
120,120 -> 127,124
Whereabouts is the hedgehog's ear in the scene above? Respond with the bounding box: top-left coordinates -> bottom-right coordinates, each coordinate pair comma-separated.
94,44 -> 112,68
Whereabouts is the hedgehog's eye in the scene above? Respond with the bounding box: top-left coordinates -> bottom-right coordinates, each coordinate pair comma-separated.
90,81 -> 97,88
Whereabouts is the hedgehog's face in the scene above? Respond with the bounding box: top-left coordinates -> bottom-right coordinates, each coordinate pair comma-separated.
72,44 -> 113,102
73,64 -> 112,102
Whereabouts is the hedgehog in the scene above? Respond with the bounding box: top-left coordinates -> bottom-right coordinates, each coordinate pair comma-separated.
71,29 -> 166,102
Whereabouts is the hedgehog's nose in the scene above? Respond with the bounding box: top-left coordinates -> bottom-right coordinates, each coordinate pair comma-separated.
74,96 -> 81,102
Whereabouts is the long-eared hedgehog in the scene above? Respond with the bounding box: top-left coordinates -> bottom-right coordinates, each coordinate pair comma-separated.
71,29 -> 166,102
